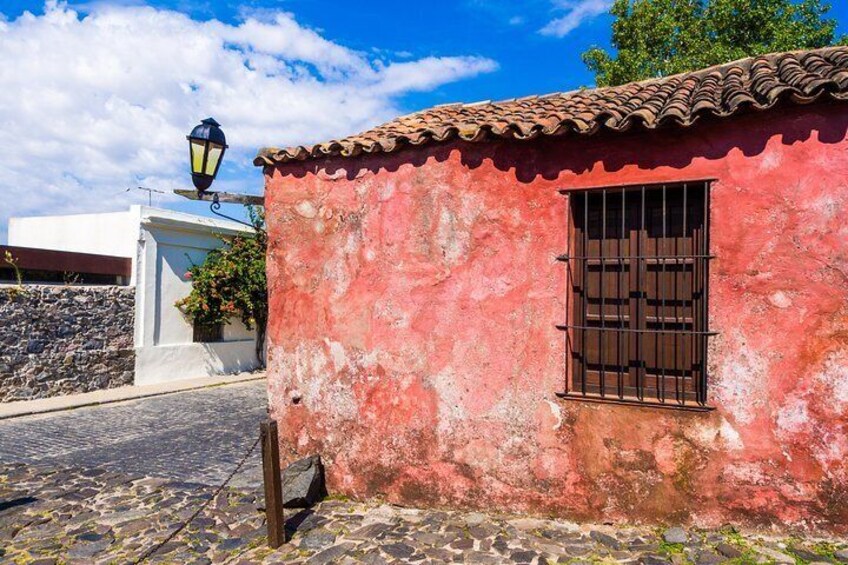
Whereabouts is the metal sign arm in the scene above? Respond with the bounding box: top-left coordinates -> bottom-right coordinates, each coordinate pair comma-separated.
174,189 -> 264,206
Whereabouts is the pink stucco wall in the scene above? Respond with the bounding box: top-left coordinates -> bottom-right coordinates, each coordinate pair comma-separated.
263,102 -> 848,533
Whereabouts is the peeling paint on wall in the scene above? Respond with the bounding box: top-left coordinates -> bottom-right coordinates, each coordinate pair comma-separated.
264,104 -> 848,533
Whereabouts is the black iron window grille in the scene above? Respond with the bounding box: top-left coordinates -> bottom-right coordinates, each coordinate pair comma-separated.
193,321 -> 224,343
556,181 -> 716,410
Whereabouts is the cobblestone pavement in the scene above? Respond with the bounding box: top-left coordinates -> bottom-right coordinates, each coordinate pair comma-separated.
2,464 -> 846,565
0,380 -> 266,489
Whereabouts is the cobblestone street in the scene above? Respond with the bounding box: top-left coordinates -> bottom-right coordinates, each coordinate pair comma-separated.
2,463 -> 847,565
1,382 -> 846,564
0,380 -> 266,488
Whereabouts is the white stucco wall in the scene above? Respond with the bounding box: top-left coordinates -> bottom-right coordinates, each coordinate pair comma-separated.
133,207 -> 260,385
7,205 -> 261,386
9,210 -> 138,258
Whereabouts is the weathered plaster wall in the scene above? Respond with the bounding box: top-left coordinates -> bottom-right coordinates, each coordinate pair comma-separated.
0,285 -> 135,402
264,102 -> 848,533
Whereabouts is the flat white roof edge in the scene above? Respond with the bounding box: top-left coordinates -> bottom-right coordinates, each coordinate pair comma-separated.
9,210 -> 131,223
138,206 -> 254,235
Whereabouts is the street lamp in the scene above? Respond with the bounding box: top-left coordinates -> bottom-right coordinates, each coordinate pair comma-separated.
187,117 -> 227,194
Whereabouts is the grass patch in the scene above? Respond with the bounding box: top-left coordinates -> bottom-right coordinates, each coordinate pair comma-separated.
710,529 -> 769,565
722,555 -> 767,565
722,530 -> 751,548
782,537 -> 843,565
659,541 -> 686,555
809,540 -> 842,559
659,540 -> 694,565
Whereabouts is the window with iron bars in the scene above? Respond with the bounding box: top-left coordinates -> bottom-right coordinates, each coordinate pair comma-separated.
557,181 -> 715,410
193,321 -> 224,343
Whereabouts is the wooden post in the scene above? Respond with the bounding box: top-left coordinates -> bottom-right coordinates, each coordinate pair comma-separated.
261,420 -> 285,547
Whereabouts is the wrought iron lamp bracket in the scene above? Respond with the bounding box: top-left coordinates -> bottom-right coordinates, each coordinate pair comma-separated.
209,192 -> 256,229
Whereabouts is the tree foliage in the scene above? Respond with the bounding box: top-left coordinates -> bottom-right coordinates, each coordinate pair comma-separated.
175,207 -> 267,363
583,0 -> 845,87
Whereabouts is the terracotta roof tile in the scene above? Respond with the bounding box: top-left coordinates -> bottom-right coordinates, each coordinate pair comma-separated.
255,46 -> 848,166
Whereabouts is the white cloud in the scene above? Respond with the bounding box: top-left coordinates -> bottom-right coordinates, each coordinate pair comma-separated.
0,1 -> 497,240
540,0 -> 613,37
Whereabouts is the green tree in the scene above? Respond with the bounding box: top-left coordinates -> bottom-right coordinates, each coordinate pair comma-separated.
583,0 -> 845,87
176,207 -> 268,366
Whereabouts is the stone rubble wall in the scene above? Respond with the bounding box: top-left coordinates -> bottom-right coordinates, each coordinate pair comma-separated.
0,285 -> 135,402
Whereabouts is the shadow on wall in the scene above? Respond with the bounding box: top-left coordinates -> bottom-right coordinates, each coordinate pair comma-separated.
271,102 -> 848,184
199,340 -> 260,375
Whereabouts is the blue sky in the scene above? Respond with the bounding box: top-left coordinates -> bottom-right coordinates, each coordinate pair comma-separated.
4,0 -> 619,103
0,1 -> 846,240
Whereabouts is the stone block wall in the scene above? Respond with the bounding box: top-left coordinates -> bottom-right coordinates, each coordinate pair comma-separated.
0,285 -> 135,402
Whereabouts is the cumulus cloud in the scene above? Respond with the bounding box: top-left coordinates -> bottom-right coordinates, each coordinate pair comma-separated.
541,0 -> 613,37
0,1 -> 496,239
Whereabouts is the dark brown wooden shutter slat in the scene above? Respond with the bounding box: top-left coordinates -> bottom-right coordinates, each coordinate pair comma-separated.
565,182 -> 711,407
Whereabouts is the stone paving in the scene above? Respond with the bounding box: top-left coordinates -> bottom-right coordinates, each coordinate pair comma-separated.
2,463 -> 846,565
0,381 -> 266,489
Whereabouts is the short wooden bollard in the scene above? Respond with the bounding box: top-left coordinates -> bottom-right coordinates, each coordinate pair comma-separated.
260,420 -> 285,548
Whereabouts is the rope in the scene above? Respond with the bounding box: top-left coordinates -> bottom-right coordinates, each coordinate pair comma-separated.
132,434 -> 262,564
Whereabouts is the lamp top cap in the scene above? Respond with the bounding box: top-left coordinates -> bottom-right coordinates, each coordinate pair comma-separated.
188,117 -> 227,146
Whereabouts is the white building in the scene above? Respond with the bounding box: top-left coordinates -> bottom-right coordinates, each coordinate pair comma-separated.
8,206 -> 260,385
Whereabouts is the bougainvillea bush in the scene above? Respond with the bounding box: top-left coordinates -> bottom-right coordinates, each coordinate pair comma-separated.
176,206 -> 267,365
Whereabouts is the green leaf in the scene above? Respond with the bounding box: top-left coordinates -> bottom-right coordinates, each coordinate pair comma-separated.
582,0 -> 841,86
174,205 -> 267,331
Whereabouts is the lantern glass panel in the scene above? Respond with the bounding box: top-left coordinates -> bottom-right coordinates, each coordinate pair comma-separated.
190,139 -> 207,174
205,143 -> 224,176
